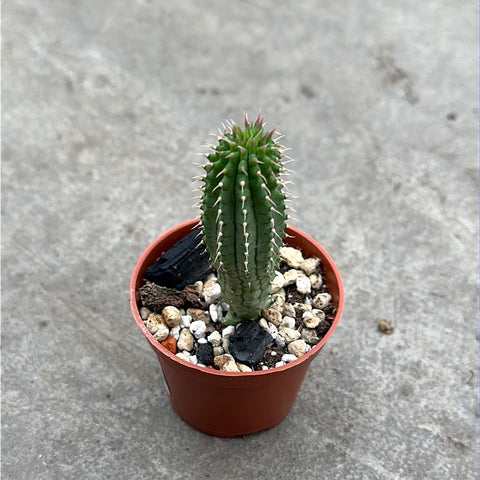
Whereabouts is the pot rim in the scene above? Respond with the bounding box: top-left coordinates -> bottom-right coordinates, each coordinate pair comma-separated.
130,219 -> 344,377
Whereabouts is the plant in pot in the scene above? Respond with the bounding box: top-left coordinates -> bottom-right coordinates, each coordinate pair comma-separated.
130,115 -> 344,437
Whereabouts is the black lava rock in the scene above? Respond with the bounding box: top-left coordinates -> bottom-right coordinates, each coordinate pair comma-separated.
145,230 -> 212,290
196,342 -> 214,367
229,322 -> 274,367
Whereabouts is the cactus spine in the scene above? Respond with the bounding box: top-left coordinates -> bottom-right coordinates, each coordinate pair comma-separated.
198,115 -> 289,324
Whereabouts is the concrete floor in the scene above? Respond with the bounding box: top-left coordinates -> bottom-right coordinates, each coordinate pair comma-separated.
2,1 -> 478,479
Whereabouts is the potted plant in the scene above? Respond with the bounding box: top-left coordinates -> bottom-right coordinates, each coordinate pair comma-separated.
130,115 -> 344,437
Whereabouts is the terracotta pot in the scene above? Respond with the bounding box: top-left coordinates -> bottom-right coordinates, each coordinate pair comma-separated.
130,219 -> 344,437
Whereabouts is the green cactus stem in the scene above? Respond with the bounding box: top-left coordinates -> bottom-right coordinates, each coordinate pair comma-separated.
198,115 -> 290,324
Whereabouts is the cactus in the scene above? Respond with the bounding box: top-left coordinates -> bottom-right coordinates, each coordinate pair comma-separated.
198,115 -> 290,324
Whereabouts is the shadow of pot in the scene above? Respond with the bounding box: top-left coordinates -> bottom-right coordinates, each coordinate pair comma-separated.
130,219 -> 344,437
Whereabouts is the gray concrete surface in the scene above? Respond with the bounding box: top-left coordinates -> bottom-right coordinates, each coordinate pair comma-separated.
2,1 -> 478,479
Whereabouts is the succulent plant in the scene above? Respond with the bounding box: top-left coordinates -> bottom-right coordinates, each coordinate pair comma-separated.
197,115 -> 291,324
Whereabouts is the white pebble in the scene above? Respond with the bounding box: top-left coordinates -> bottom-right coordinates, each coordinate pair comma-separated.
190,320 -> 207,339
181,315 -> 192,328
268,322 -> 279,339
279,246 -> 304,268
271,271 -> 286,292
281,353 -> 298,363
203,279 -> 221,305
262,308 -> 282,326
209,303 -> 219,322
236,363 -> 253,372
283,269 -> 299,286
259,318 -> 269,331
281,316 -> 296,329
279,326 -> 301,343
288,339 -> 308,357
301,328 -> 320,345
313,293 -> 332,310
262,366 -> 269,371
275,361 -> 286,368
189,355 -> 198,365
170,325 -> 181,340
213,346 -> 224,356
275,335 -> 286,348
197,337 -> 207,344
296,275 -> 311,294
271,296 -> 285,311
282,303 -> 296,318
162,306 -> 182,328
177,328 -> 194,351
222,325 -> 235,338
303,314 -> 319,329
144,317 -> 159,334
153,323 -> 170,342
271,288 -> 286,303
309,273 -> 323,290
300,257 -> 320,276
312,309 -> 326,321
176,352 -> 190,362
207,330 -> 222,346
214,354 -> 239,372
140,307 -> 151,320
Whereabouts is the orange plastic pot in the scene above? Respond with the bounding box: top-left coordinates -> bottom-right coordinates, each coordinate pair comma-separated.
130,220 -> 344,437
